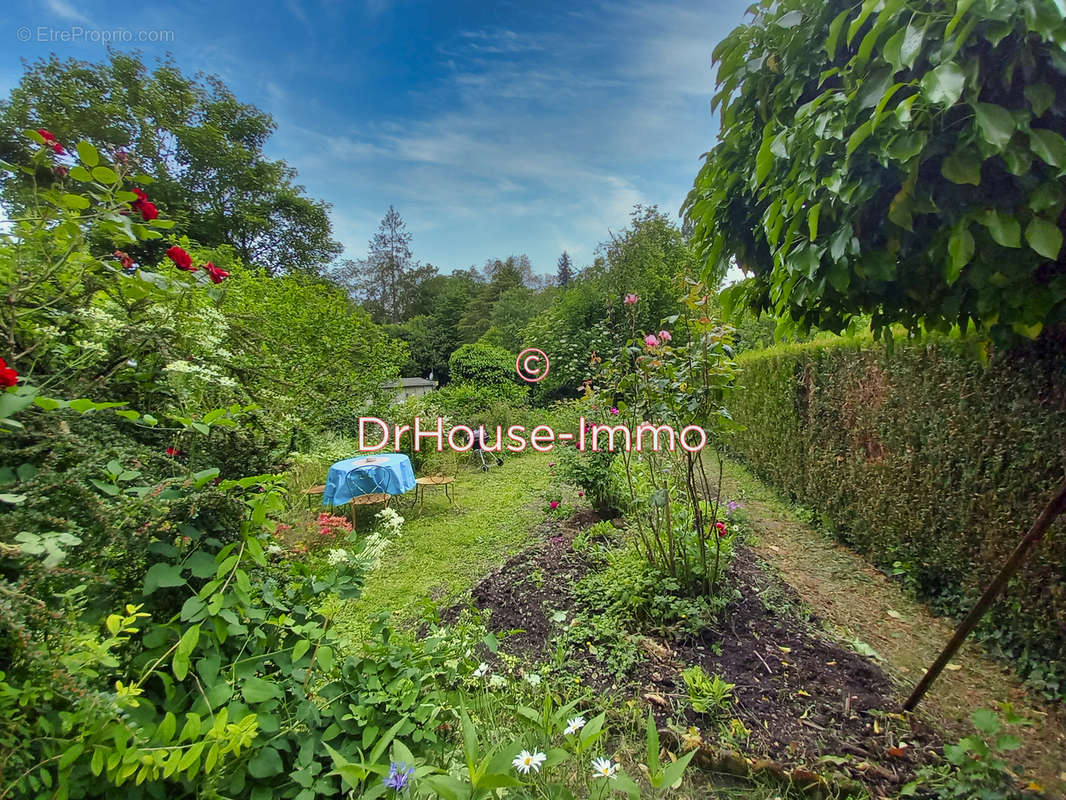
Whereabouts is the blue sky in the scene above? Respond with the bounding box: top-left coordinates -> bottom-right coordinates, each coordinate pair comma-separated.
2,0 -> 751,277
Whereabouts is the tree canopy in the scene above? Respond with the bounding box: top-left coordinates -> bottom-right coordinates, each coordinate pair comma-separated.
0,52 -> 341,274
684,0 -> 1066,345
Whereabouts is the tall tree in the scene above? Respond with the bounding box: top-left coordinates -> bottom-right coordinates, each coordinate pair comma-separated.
340,206 -> 418,324
0,53 -> 341,274
594,205 -> 697,333
556,250 -> 574,287
368,206 -> 413,324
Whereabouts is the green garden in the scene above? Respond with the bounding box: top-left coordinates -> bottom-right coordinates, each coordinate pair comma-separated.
2,1 -> 1066,798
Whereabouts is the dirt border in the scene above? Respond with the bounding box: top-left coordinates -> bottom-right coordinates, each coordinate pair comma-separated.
719,460 -> 1066,793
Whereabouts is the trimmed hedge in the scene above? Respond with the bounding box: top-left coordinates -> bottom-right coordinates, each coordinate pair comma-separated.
728,334 -> 1066,699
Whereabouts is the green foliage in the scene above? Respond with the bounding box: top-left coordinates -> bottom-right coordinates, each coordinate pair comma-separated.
0,134 -> 403,448
685,0 -> 1066,345
901,706 -> 1031,799
680,666 -> 735,718
220,267 -> 404,436
430,382 -> 530,426
573,543 -> 727,640
642,712 -> 697,792
559,445 -> 621,514
449,342 -> 521,391
728,335 -> 1066,698
0,93 -> 706,800
0,52 -> 341,274
594,281 -> 741,598
590,206 -> 703,335
520,289 -> 613,403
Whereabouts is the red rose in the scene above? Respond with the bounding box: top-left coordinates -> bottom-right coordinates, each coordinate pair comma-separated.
203,262 -> 229,284
53,165 -> 69,179
166,246 -> 197,272
714,521 -> 727,537
129,189 -> 158,221
166,447 -> 177,456
0,357 -> 18,388
113,250 -> 134,269
37,130 -> 64,154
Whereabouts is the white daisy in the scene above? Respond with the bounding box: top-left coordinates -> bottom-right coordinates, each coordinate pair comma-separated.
472,662 -> 489,679
591,757 -> 618,779
512,750 -> 546,775
564,716 -> 586,735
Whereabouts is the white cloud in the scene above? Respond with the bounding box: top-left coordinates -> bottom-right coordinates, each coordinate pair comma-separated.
43,0 -> 93,24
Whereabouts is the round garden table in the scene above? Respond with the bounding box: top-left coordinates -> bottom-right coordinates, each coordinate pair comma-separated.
321,453 -> 416,507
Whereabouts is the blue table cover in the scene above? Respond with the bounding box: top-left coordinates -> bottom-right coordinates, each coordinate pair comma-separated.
322,453 -> 416,506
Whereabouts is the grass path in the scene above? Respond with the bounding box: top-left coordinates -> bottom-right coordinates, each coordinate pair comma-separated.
333,451 -> 553,643
719,457 -> 1066,793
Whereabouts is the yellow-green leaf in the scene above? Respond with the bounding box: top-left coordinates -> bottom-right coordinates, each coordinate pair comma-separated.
69,166 -> 93,182
942,151 -> 981,185
1025,216 -> 1063,260
973,103 -> 1015,150
922,62 -> 965,106
947,224 -> 974,284
1030,129 -> 1066,168
808,203 -> 822,240
91,166 -> 119,184
76,140 -> 99,168
60,193 -> 90,210
979,210 -> 1021,248
825,8 -> 852,58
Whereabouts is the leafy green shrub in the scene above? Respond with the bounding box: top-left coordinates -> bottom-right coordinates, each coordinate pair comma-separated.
428,382 -> 529,425
573,544 -> 727,636
559,445 -> 621,513
0,129 -> 698,800
572,521 -> 618,553
448,342 -> 519,390
729,335 -> 1066,698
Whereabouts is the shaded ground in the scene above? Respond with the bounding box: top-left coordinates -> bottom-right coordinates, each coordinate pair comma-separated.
468,516 -> 940,796
720,457 -> 1066,794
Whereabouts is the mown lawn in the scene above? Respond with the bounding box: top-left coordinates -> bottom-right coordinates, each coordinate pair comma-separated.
333,450 -> 553,644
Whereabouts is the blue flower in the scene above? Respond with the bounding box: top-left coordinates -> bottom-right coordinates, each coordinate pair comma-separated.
383,762 -> 414,793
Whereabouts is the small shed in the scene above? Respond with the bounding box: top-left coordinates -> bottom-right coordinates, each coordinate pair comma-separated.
383,377 -> 437,402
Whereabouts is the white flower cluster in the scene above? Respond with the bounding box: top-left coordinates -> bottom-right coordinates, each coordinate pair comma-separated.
73,338 -> 108,357
352,532 -> 390,571
375,507 -> 405,537
78,303 -> 125,333
326,548 -> 350,565
350,507 -> 406,572
164,359 -> 238,390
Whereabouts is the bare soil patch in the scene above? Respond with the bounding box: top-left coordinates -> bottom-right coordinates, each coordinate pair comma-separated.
465,513 -> 941,796
719,462 -> 1066,794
